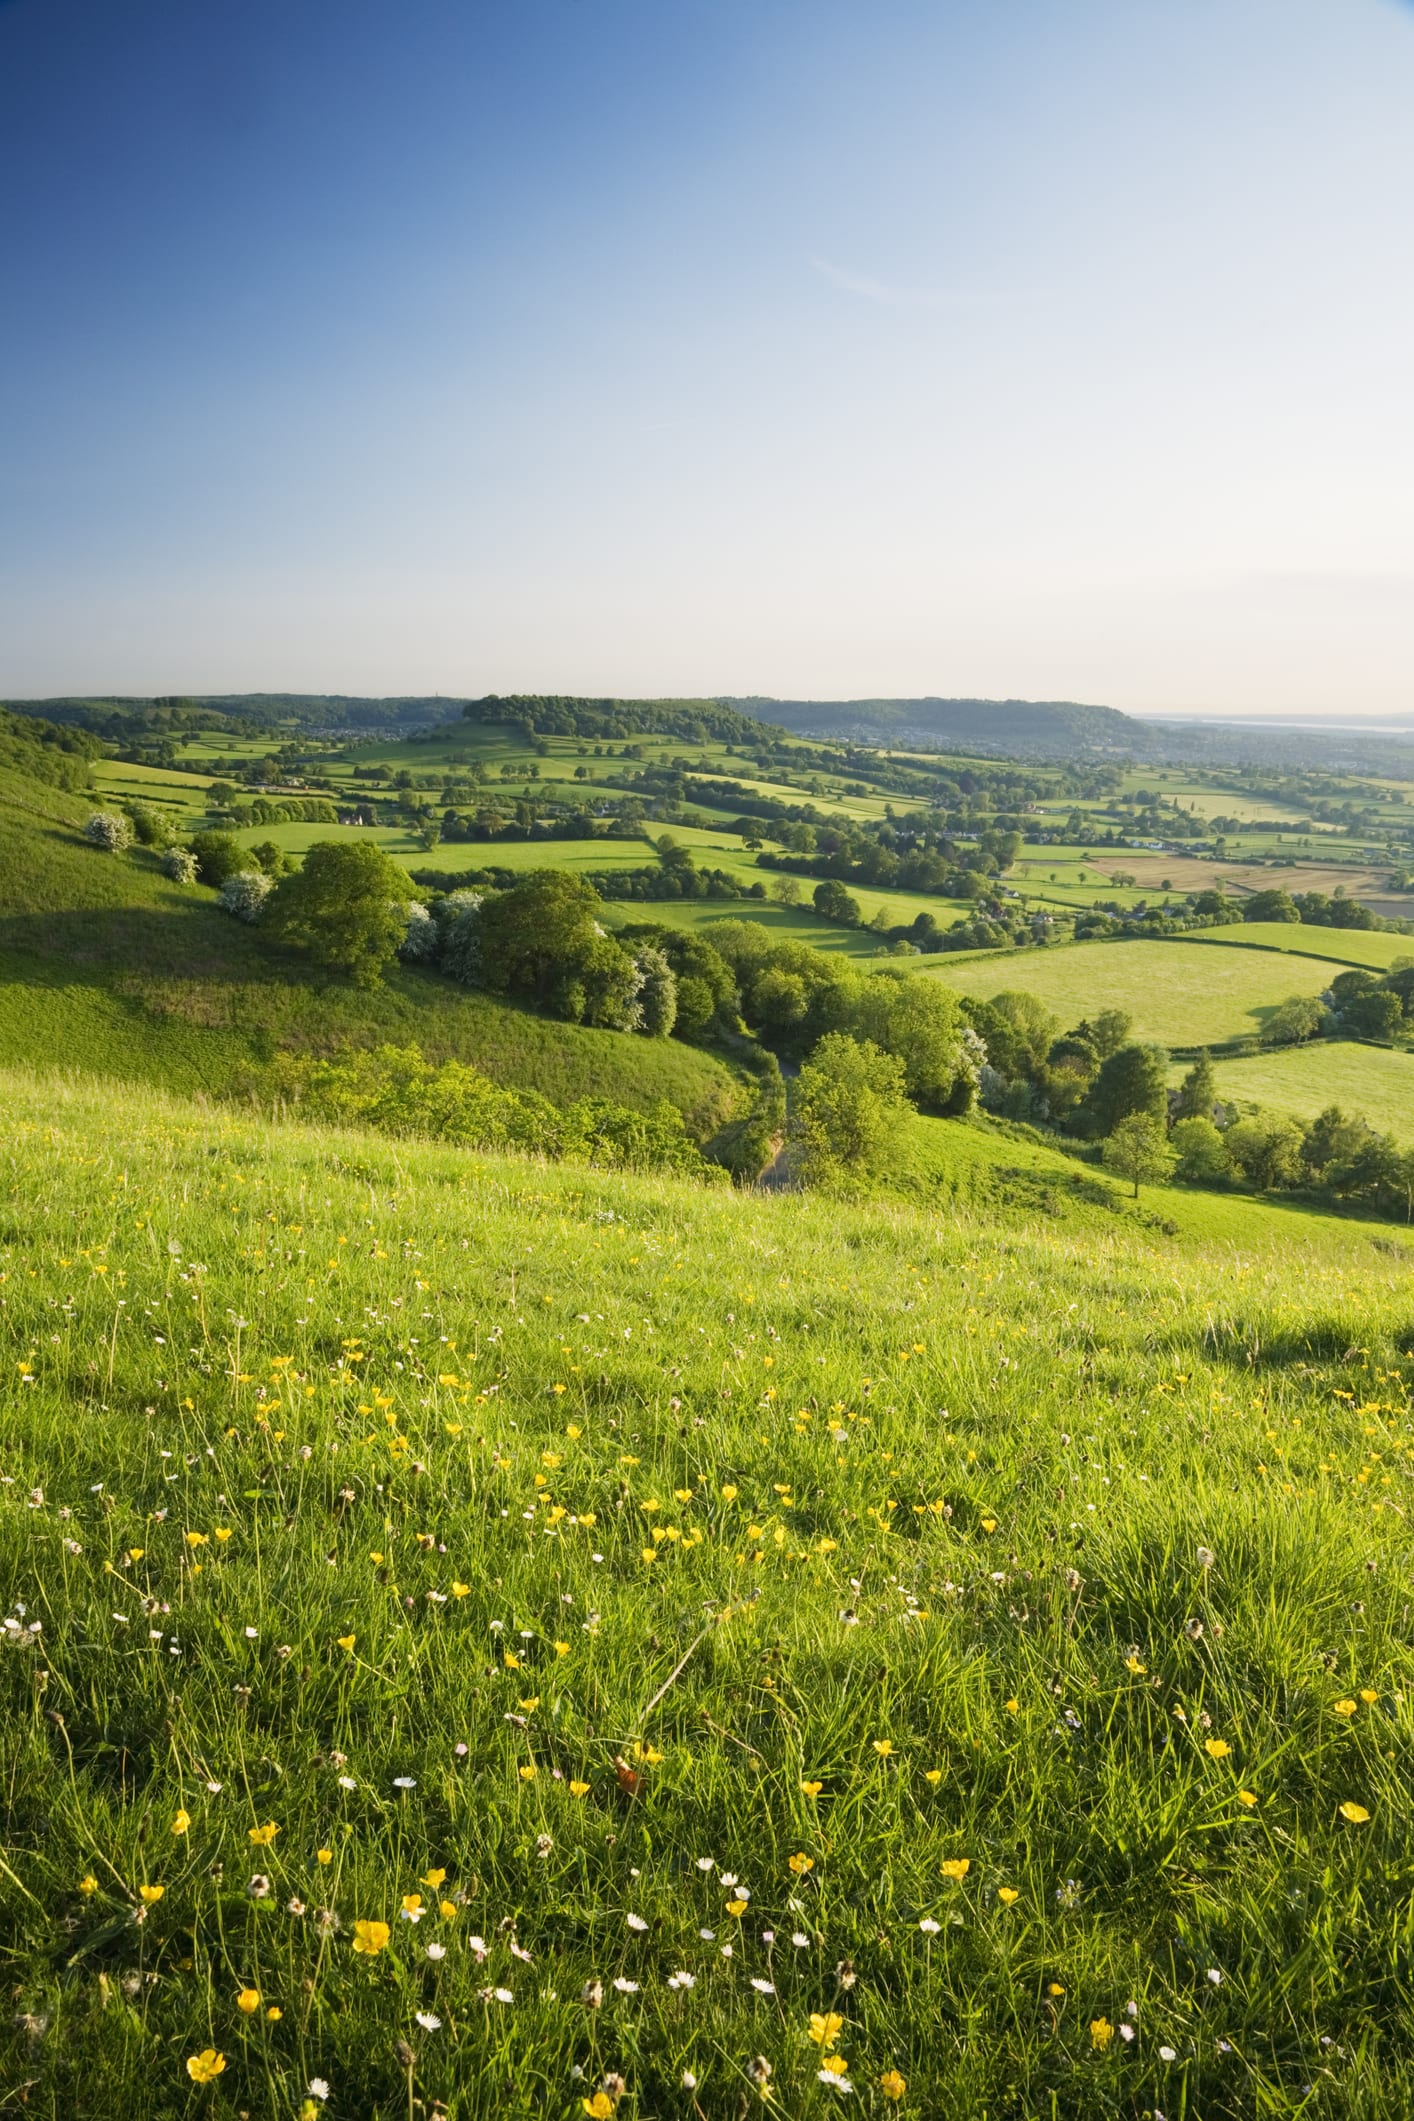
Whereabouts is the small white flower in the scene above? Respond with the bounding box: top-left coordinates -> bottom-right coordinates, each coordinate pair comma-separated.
393,1776 -> 416,1789
426,1942 -> 446,1960
919,1918 -> 941,1935
205,1781 -> 222,1793
818,2070 -> 854,2092
681,2070 -> 698,2089
1119,2023 -> 1135,2042
1206,1968 -> 1223,1986
750,1977 -> 775,1994
338,1775 -> 356,1790
719,1872 -> 738,1888
244,1627 -> 258,1639
626,1913 -> 648,1931
307,2081 -> 330,2103
469,1935 -> 488,1959
719,1943 -> 733,1958
415,2012 -> 441,2032
1159,2046 -> 1177,2063
613,1977 -> 640,1993
668,1971 -> 696,1990
493,1987 -> 514,2004
791,1932 -> 810,1948
696,1856 -> 715,1871
699,1928 -> 716,1940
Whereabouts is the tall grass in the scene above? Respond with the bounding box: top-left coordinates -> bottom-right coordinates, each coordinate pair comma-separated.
2,1071 -> 1413,2116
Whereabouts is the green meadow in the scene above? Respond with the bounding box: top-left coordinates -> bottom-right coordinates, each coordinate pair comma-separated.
933,938 -> 1337,1048
4,1070 -> 1414,2120
1180,1042 -> 1414,1141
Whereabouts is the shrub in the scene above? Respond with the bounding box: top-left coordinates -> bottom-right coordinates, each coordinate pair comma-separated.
436,890 -> 488,984
1170,1114 -> 1229,1182
263,841 -> 414,985
218,869 -> 275,923
190,831 -> 250,889
160,847 -> 199,885
1225,1113 -> 1305,1190
633,945 -> 678,1037
125,805 -> 170,849
1260,995 -> 1328,1047
83,811 -> 132,853
790,1033 -> 909,1186
398,901 -> 439,963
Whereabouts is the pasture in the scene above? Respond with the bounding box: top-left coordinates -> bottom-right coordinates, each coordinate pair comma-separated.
934,938 -> 1335,1048
1179,1041 -> 1414,1141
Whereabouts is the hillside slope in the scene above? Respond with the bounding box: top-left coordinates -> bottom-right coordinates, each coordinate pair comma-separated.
0,1071 -> 1411,2116
0,768 -> 740,1126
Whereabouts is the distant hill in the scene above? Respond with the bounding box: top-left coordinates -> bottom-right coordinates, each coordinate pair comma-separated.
724,695 -> 1414,775
2,694 -> 465,739
726,695 -> 1138,758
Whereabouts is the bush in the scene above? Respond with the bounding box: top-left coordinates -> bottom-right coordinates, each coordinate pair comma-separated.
1225,1113 -> 1305,1191
218,869 -> 275,923
790,1033 -> 910,1186
190,831 -> 250,889
1170,1114 -> 1229,1183
267,1043 -> 724,1181
398,902 -> 439,963
160,847 -> 199,885
83,811 -> 132,853
436,890 -> 488,985
1260,995 -> 1328,1047
125,805 -> 171,849
632,945 -> 678,1037
263,841 -> 414,985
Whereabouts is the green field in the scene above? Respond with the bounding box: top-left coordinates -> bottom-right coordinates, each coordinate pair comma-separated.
1184,923 -> 1414,970
4,1071 -> 1414,2115
933,938 -> 1336,1047
1177,1041 -> 1414,1139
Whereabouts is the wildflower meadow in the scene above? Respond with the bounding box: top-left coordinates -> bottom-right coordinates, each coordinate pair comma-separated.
2,1070 -> 1413,2118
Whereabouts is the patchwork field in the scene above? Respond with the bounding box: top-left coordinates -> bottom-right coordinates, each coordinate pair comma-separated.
934,939 -> 1335,1048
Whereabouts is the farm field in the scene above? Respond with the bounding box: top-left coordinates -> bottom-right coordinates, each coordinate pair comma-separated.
1184,924 -> 1414,971
934,938 -> 1334,1047
4,1071 -> 1414,2117
1175,1041 -> 1414,1140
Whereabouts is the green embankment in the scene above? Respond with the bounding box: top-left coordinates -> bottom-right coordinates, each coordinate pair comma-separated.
2,1072 -> 1413,2115
0,773 -> 740,1129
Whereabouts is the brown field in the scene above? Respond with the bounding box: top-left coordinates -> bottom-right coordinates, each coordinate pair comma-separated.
1086,853 -> 1394,898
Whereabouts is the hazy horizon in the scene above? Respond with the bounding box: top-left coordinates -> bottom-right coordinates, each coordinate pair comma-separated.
5,0 -> 1414,718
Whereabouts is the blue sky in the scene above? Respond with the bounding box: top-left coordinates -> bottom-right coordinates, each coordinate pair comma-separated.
4,0 -> 1414,713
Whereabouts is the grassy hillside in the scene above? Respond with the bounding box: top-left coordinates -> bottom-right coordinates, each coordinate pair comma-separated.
3,1071 -> 1414,2116
1176,1041 -> 1414,1139
0,772 -> 740,1129
936,937 -> 1336,1047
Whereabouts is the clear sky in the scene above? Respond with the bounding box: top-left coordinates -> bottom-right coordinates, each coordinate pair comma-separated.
4,0 -> 1414,715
